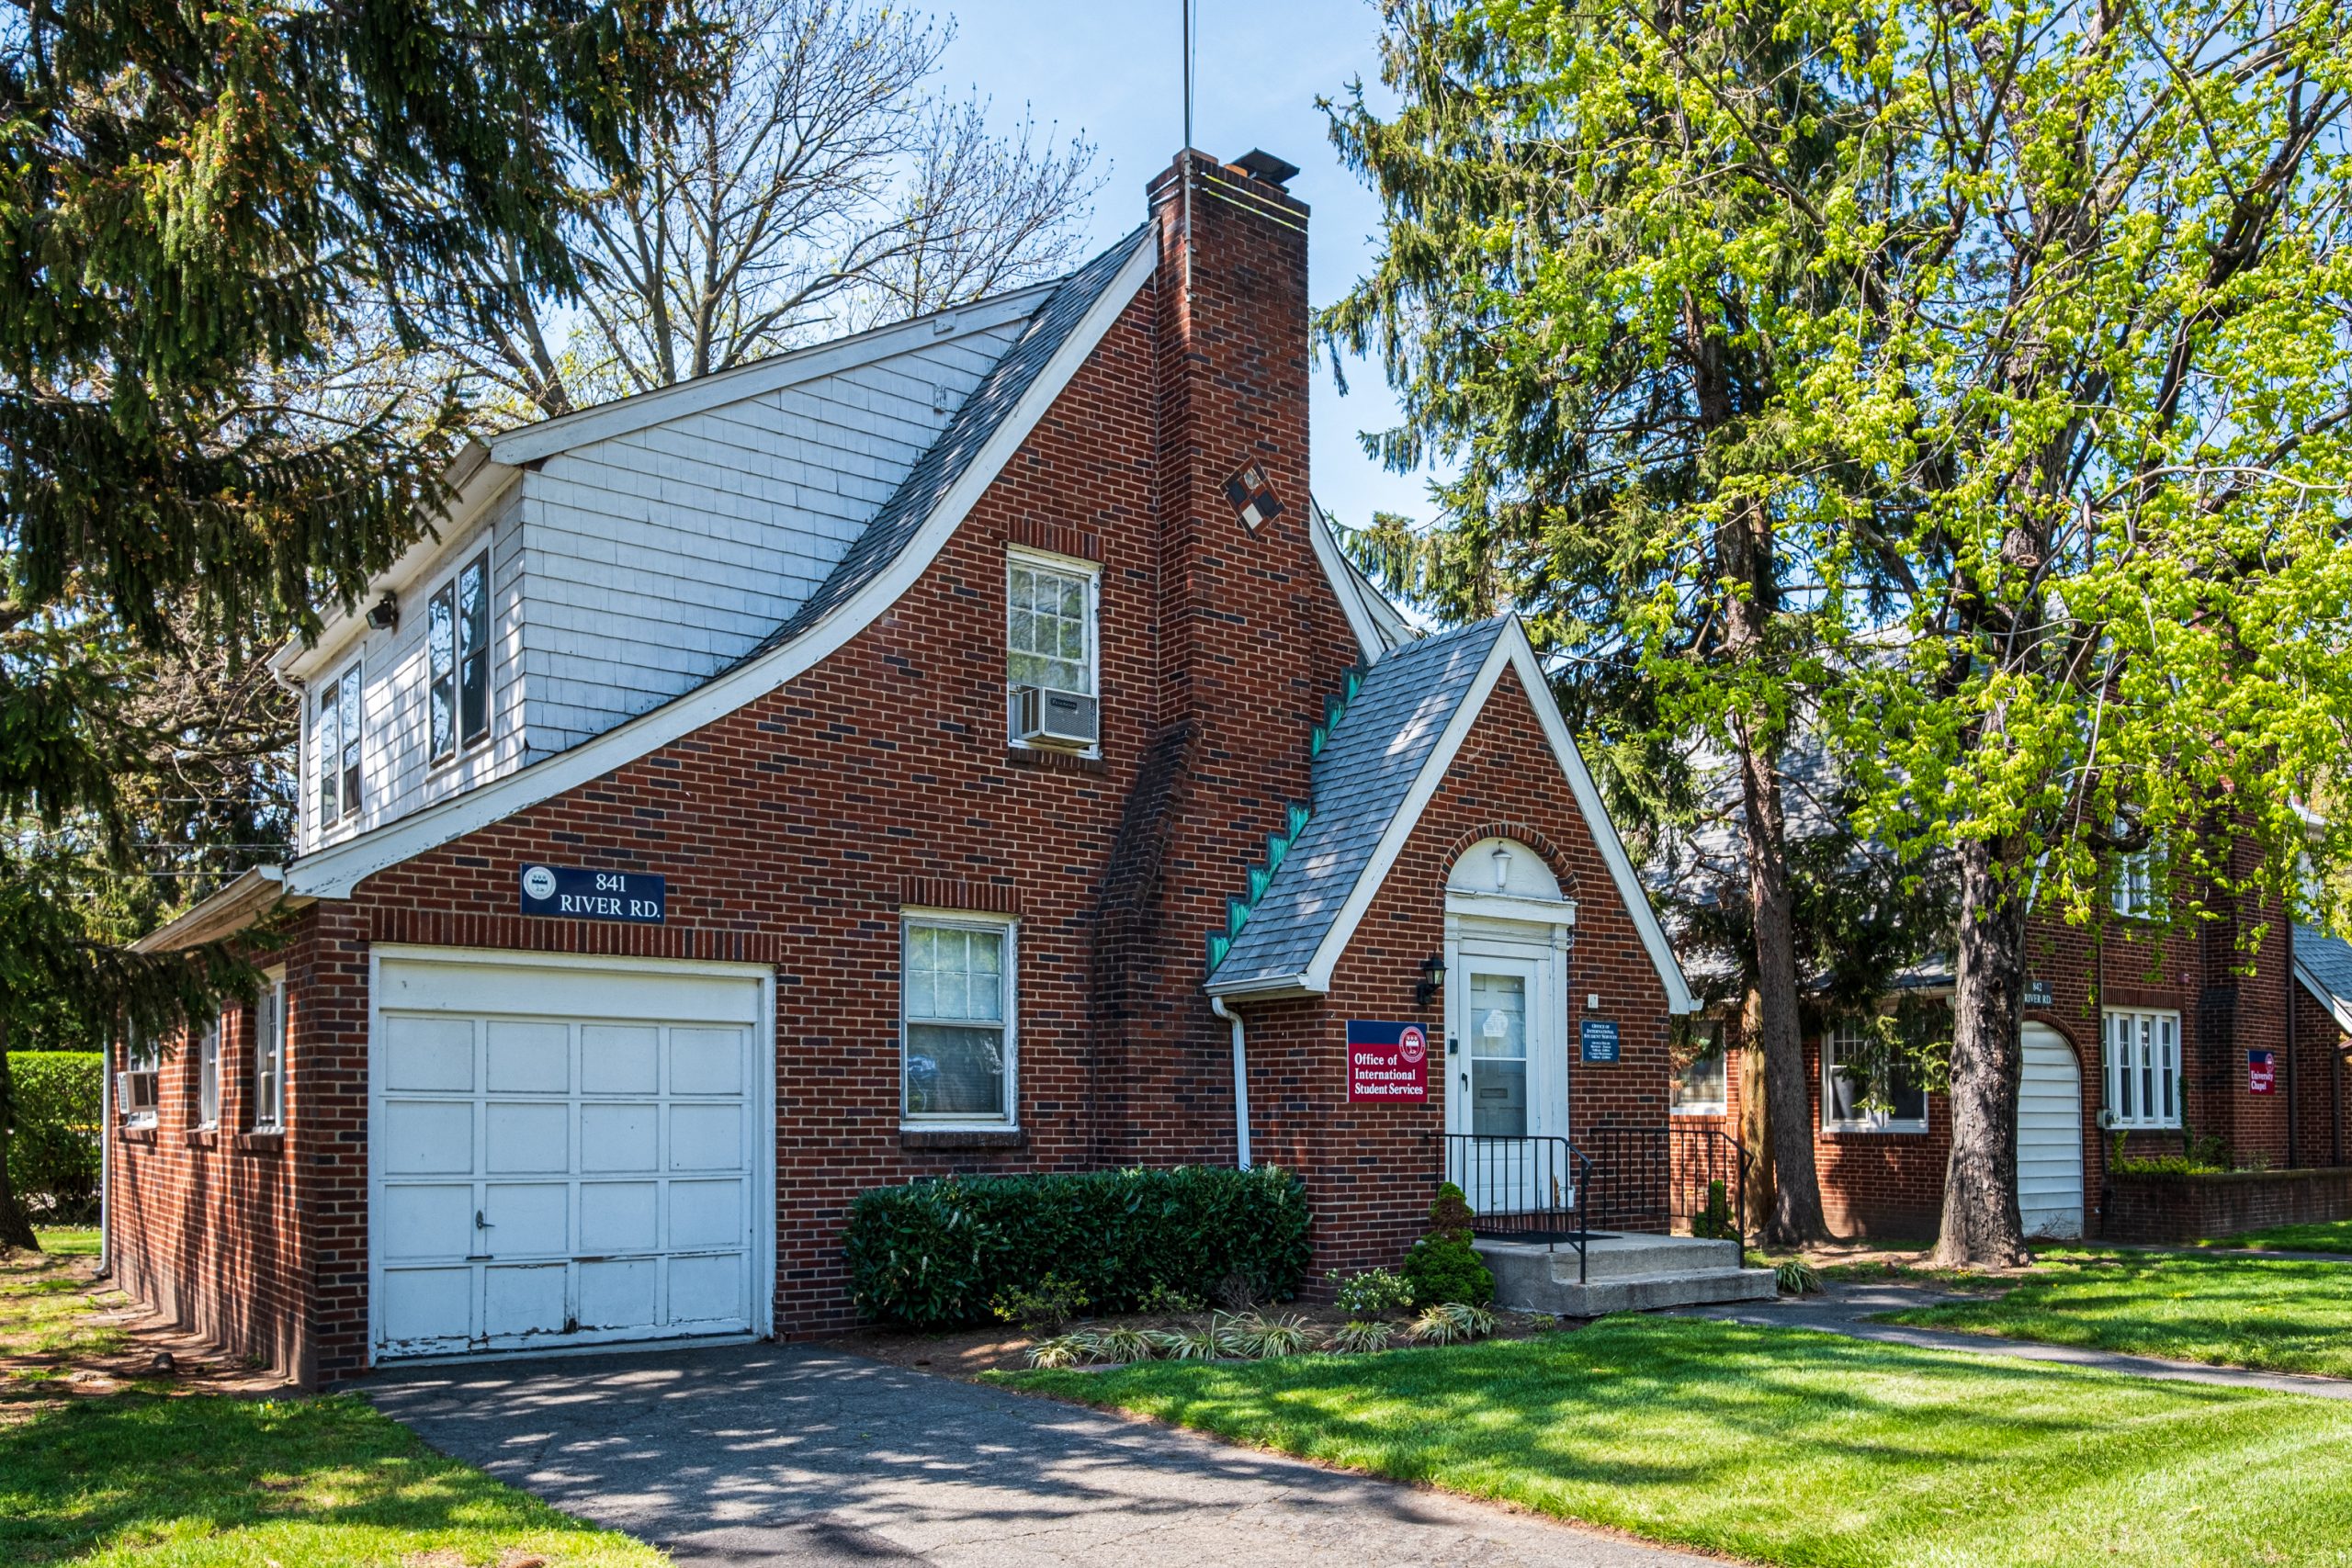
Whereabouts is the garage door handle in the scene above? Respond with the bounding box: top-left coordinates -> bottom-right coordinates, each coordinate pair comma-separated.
476,1210 -> 492,1229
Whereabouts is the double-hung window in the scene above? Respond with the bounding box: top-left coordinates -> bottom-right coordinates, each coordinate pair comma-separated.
1822,1018 -> 1928,1132
428,551 -> 492,764
2110,819 -> 2154,919
253,977 -> 287,1131
196,1015 -> 222,1129
901,913 -> 1016,1125
1671,1021 -> 1729,1115
1006,552 -> 1099,756
2104,1009 -> 2180,1129
121,1034 -> 161,1127
315,661 -> 363,827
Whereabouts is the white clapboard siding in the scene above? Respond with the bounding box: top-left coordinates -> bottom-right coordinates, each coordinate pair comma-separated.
2018,1024 -> 2085,1239
517,321 -> 1026,758
299,483 -> 528,855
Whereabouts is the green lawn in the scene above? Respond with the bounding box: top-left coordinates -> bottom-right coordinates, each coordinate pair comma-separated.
2207,1218 -> 2352,1255
1002,1315 -> 2352,1568
2,1235 -> 663,1566
1878,1248 -> 2352,1379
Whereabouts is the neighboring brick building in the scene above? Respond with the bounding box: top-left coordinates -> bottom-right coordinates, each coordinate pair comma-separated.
1673,880 -> 2352,1242
109,149 -> 1696,1384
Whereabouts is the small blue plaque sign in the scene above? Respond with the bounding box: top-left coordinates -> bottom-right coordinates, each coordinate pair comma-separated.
1579,1019 -> 1621,1065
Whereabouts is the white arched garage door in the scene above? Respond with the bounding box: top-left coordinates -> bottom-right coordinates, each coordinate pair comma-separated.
2018,1024 -> 2085,1239
369,948 -> 774,1361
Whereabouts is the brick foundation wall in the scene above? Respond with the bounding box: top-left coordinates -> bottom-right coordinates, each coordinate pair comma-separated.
2102,1168 -> 2352,1244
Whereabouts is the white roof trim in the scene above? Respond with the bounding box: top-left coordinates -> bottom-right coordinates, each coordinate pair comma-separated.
280,233 -> 1159,903
1309,497 -> 1411,663
1212,618 -> 1696,1011
129,866 -> 309,953
2297,956 -> 2352,1036
487,286 -> 1055,467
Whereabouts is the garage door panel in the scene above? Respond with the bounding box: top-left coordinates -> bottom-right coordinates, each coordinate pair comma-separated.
671,1028 -> 745,1095
485,1102 -> 570,1173
374,955 -> 763,1362
580,1258 -> 660,1331
384,1101 -> 474,1174
383,1017 -> 475,1092
483,1263 -> 568,1338
670,1104 -> 742,1170
668,1253 -> 746,1325
379,1184 -> 474,1260
669,1179 -> 743,1249
485,1182 -> 570,1256
486,1021 -> 571,1093
2018,1025 -> 2085,1240
581,1103 -> 660,1171
381,1268 -> 472,1345
582,1025 -> 659,1094
580,1181 -> 660,1254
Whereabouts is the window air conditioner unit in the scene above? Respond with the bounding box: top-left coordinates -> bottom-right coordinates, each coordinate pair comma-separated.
1012,684 -> 1099,750
119,1070 -> 159,1115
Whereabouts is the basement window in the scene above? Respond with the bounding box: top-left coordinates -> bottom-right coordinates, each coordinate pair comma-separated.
2104,1009 -> 2180,1130
901,912 -> 1017,1126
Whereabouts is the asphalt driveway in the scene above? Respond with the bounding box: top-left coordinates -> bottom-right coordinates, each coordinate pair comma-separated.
368,1341 -> 1709,1567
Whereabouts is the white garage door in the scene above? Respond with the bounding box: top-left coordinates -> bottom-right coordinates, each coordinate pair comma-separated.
370,951 -> 770,1360
2018,1023 -> 2084,1240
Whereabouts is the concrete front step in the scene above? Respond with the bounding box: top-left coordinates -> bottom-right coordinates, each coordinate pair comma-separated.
1476,1234 -> 1779,1316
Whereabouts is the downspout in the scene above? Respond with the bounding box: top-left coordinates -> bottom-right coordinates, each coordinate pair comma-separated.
1212,996 -> 1252,1170
96,1028 -> 112,1278
2286,919 -> 2301,1169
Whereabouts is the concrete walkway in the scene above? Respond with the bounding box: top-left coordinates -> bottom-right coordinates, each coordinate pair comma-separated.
1678,1281 -> 2352,1401
368,1342 -> 1713,1568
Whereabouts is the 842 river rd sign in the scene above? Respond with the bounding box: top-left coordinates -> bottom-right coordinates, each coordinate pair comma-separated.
519,863 -> 666,924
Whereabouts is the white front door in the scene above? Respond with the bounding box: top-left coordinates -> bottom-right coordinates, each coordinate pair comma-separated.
2018,1023 -> 2085,1240
1445,947 -> 1569,1217
370,950 -> 772,1360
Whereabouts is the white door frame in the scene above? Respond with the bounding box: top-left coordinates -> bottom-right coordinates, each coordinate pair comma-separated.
366,943 -> 778,1361
1443,911 -> 1575,1216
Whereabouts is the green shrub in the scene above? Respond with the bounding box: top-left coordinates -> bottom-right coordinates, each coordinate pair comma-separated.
991,1271 -> 1089,1332
843,1164 -> 1313,1327
1329,1266 -> 1414,1320
6,1052 -> 103,1223
1400,1181 -> 1494,1308
1694,1179 -> 1734,1239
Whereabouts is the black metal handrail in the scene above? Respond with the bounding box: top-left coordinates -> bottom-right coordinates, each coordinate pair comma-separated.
1433,1133 -> 1592,1283
1583,1122 -> 1752,1251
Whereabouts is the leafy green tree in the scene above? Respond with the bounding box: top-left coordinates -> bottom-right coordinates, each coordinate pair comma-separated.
0,0 -> 703,1247
1321,0 -> 1883,1241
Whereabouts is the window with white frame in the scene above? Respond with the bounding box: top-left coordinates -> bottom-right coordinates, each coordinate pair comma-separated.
2111,820 -> 2154,919
253,977 -> 287,1131
1671,1021 -> 1728,1115
197,1014 -> 222,1128
315,660 -> 363,827
2104,1009 -> 2180,1130
428,550 -> 492,764
901,913 -> 1015,1124
121,1032 -> 161,1126
1006,552 -> 1097,702
1822,1017 -> 1928,1132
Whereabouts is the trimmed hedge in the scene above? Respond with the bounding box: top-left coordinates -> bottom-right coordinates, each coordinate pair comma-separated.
844,1164 -> 1313,1327
6,1052 -> 104,1223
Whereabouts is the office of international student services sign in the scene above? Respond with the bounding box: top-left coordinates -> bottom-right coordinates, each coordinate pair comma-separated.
1348,1021 -> 1430,1103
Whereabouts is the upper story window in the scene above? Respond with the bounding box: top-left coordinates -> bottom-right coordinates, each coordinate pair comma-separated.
2111,819 -> 2154,919
316,660 -> 363,827
1671,1021 -> 1728,1115
253,976 -> 287,1131
1822,1017 -> 1928,1133
901,911 -> 1016,1125
1006,549 -> 1099,752
2104,1009 -> 2180,1130
429,550 -> 492,764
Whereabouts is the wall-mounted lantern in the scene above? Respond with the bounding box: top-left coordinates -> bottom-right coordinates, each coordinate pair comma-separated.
1415,953 -> 1446,1009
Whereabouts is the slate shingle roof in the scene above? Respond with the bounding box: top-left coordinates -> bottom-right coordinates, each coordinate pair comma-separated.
735,226 -> 1152,666
2297,923 -> 2352,1030
1210,616 -> 1510,989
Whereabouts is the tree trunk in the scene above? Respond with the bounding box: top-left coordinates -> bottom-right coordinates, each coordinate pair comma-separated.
0,1021 -> 40,1253
1736,720 -> 1830,1245
1737,987 -> 1774,1234
1934,834 -> 2032,1269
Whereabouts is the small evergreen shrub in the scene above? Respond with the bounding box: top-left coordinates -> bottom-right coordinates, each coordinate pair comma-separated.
844,1164 -> 1312,1327
991,1271 -> 1089,1332
1693,1179 -> 1734,1239
1400,1182 -> 1495,1309
6,1053 -> 103,1223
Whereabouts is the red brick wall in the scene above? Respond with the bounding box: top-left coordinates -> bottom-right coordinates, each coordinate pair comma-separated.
2105,1168 -> 2352,1243
1240,666 -> 1675,1280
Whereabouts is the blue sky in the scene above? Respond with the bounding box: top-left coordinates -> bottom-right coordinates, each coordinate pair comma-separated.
937,0 -> 1437,531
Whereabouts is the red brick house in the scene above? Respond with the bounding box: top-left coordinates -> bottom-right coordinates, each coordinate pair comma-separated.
1672,866 -> 2352,1242
107,149 -> 1698,1384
